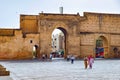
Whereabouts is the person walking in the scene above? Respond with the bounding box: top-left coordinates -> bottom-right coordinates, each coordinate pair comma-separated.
88,55 -> 94,69
84,56 -> 88,69
67,54 -> 70,61
42,54 -> 45,61
49,53 -> 53,61
71,55 -> 75,64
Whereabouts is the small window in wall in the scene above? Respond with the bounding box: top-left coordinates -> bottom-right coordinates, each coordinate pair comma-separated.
30,40 -> 33,43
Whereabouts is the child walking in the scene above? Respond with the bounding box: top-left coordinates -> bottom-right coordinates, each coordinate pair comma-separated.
84,56 -> 88,69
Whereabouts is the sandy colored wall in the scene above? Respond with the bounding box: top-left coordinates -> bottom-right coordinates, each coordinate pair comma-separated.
80,12 -> 120,58
39,13 -> 80,58
0,12 -> 120,60
0,29 -> 14,36
20,15 -> 38,33
80,12 -> 120,34
80,34 -> 95,57
0,30 -> 39,60
110,35 -> 120,58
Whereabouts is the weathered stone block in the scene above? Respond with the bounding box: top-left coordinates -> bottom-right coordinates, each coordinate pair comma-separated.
0,71 -> 10,76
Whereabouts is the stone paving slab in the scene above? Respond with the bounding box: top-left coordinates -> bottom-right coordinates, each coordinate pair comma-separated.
0,76 -> 13,80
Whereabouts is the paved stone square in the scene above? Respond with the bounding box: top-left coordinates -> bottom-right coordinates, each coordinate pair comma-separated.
0,76 -> 13,80
0,59 -> 120,80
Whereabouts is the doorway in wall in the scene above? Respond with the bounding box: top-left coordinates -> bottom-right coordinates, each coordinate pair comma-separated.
32,45 -> 38,58
95,36 -> 108,58
51,27 -> 67,58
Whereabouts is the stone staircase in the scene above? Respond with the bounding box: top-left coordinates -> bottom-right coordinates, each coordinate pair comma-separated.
0,64 -> 10,76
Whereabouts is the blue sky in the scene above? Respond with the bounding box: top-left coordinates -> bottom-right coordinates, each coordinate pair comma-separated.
0,0 -> 120,29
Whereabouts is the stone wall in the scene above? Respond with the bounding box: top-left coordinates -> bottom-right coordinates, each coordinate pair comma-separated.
39,13 -> 80,58
0,30 -> 39,60
101,14 -> 120,33
0,12 -> 120,59
80,12 -> 120,34
20,15 -> 38,33
110,35 -> 120,57
80,13 -> 99,32
80,12 -> 120,58
80,33 -> 95,57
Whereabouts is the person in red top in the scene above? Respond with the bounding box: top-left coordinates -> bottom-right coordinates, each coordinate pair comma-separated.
87,55 -> 94,69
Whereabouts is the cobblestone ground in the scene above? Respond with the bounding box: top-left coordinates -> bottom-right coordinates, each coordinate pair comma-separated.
0,59 -> 120,80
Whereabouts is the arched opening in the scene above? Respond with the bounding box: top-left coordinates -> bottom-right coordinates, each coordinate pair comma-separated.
51,27 -> 67,58
32,45 -> 38,59
95,36 -> 108,58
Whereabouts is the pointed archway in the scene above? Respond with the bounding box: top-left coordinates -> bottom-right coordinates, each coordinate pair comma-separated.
51,27 -> 67,58
95,36 -> 108,58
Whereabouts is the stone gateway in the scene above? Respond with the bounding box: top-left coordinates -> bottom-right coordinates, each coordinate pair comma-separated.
0,12 -> 120,60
